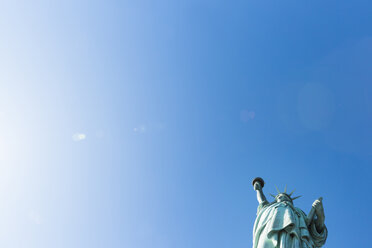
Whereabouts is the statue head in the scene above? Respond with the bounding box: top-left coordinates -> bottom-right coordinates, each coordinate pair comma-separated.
275,193 -> 292,203
270,185 -> 301,204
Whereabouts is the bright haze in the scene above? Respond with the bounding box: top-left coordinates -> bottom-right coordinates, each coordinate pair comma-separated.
0,1 -> 371,247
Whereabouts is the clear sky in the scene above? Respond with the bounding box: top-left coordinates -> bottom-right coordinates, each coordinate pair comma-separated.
0,0 -> 371,247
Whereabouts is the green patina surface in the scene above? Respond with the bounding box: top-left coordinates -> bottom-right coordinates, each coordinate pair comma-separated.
252,178 -> 327,248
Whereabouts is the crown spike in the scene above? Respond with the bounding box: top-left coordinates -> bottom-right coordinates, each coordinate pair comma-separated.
284,185 -> 287,193
270,193 -> 276,198
275,185 -> 281,194
292,195 -> 302,201
288,190 -> 296,196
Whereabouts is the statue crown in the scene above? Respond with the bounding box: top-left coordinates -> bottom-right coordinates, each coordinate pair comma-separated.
269,185 -> 301,202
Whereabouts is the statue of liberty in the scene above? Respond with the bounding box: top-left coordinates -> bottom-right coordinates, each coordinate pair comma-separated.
252,177 -> 327,248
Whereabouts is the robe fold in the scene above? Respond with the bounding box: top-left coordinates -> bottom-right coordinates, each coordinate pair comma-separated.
253,201 -> 327,248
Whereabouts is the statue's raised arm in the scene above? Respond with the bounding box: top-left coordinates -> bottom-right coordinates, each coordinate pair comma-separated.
252,177 -> 267,204
251,177 -> 328,248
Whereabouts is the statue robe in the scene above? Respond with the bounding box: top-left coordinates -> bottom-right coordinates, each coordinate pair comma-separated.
253,201 -> 327,248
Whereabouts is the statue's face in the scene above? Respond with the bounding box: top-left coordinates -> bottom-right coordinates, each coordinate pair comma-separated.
276,194 -> 291,203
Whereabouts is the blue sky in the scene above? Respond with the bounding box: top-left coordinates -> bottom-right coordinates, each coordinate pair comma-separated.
0,0 -> 371,247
